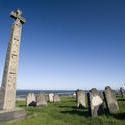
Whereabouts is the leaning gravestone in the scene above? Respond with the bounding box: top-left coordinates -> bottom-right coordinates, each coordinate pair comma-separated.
49,93 -> 54,102
88,88 -> 103,117
120,87 -> 125,98
103,86 -> 119,113
53,94 -> 60,102
26,93 -> 36,106
36,92 -> 47,106
76,90 -> 86,108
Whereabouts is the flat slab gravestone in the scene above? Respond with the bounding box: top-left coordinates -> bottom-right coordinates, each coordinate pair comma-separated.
88,88 -> 103,117
120,87 -> 125,98
76,90 -> 86,108
36,92 -> 47,106
26,93 -> 36,106
49,93 -> 54,102
0,108 -> 27,123
53,94 -> 60,102
103,86 -> 119,113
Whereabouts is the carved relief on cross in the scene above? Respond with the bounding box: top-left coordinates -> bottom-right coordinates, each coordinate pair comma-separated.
10,9 -> 26,24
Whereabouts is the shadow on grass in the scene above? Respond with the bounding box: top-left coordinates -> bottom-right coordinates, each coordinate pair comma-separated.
26,107 -> 44,112
60,110 -> 89,117
111,112 -> 125,120
103,108 -> 109,115
59,105 -> 89,117
18,102 -> 36,107
62,100 -> 76,103
103,107 -> 125,120
117,99 -> 125,101
18,104 -> 26,107
59,105 -> 87,110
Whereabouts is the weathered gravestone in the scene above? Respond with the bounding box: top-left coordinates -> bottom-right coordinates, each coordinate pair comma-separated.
103,86 -> 119,113
73,92 -> 76,98
120,87 -> 125,98
49,93 -> 54,102
88,88 -> 103,117
76,90 -> 86,108
26,93 -> 36,106
53,94 -> 60,102
36,92 -> 47,106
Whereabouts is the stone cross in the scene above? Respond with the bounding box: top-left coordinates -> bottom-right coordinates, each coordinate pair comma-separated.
10,9 -> 26,24
0,9 -> 26,110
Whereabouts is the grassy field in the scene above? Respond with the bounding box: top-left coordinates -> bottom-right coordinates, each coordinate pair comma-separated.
1,95 -> 125,125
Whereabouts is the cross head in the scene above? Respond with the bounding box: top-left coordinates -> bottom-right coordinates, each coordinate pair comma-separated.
10,9 -> 26,24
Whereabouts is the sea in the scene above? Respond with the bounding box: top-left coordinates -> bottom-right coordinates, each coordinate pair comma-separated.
16,90 -> 88,98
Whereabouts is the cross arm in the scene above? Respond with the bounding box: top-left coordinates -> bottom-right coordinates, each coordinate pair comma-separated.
10,11 -> 26,24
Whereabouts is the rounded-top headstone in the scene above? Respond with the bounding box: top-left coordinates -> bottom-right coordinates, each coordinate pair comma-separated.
26,93 -> 36,106
120,87 -> 125,98
53,94 -> 60,102
73,92 -> 76,98
88,88 -> 103,117
76,89 -> 86,108
49,93 -> 54,102
104,86 -> 119,113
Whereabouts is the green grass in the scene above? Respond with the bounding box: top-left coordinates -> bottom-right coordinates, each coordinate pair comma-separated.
1,95 -> 125,125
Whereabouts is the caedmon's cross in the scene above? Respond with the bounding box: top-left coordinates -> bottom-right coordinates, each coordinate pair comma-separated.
0,9 -> 26,110
10,9 -> 26,24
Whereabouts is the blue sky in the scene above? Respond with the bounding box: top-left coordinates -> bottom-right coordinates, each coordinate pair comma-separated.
0,0 -> 125,90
